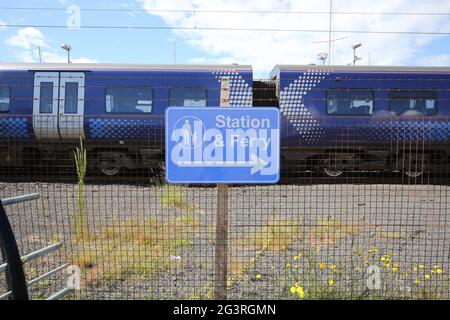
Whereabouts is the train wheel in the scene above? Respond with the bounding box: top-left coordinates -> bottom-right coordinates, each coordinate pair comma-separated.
98,156 -> 121,176
322,157 -> 344,177
404,154 -> 425,178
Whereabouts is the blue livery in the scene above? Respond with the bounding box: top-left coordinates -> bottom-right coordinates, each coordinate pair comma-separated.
0,63 -> 449,178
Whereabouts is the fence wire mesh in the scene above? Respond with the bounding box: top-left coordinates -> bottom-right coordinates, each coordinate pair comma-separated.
1,76 -> 450,300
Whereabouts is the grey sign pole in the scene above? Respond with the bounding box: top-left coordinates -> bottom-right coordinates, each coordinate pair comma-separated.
214,77 -> 230,300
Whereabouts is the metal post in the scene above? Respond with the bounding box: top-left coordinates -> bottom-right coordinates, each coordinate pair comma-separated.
214,77 -> 230,300
0,201 -> 29,300
328,0 -> 332,65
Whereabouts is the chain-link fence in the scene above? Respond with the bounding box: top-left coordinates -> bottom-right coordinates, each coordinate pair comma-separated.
1,71 -> 450,300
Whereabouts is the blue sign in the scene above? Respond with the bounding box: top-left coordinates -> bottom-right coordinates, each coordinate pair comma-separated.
165,107 -> 280,184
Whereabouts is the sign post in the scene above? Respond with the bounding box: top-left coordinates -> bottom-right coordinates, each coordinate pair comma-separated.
165,80 -> 280,299
215,77 -> 230,300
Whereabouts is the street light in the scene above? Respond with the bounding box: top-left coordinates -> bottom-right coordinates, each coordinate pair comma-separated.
318,52 -> 328,65
352,43 -> 362,65
60,44 -> 72,63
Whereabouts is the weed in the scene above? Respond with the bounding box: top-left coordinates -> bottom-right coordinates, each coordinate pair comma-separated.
160,187 -> 190,210
71,214 -> 199,286
309,217 -> 358,246
73,137 -> 88,241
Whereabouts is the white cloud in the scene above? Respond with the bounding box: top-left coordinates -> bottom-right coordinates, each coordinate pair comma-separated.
39,51 -> 98,63
5,27 -> 48,49
415,54 -> 450,66
5,27 -> 97,63
138,0 -> 450,76
189,57 -> 208,63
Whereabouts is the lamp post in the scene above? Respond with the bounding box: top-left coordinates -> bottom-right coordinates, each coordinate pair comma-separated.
312,37 -> 347,66
60,44 -> 72,63
318,52 -> 328,65
352,43 -> 362,65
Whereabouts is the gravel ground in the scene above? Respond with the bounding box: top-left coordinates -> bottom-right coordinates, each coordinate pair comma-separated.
1,181 -> 450,300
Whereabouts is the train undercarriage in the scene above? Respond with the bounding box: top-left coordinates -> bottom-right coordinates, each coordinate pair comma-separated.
2,142 -> 449,180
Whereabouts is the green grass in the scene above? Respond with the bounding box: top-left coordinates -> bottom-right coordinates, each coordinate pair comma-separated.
160,187 -> 191,210
71,214 -> 199,286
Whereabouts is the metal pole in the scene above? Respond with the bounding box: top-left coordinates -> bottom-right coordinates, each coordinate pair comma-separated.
214,77 -> 230,300
1,193 -> 39,206
0,201 -> 29,300
173,40 -> 176,64
328,0 -> 332,65
353,47 -> 356,65
38,47 -> 42,63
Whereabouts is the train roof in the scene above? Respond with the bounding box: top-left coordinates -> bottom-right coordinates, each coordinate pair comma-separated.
270,64 -> 450,78
0,62 -> 252,72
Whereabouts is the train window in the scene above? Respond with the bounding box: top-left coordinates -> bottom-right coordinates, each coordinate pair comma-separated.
389,90 -> 437,116
169,87 -> 207,107
64,82 -> 79,114
39,82 -> 54,114
0,86 -> 10,112
326,89 -> 374,115
106,86 -> 153,113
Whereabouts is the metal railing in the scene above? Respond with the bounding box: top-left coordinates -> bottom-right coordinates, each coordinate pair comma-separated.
0,193 -> 73,300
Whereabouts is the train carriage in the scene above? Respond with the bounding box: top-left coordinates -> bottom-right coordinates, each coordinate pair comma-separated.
270,65 -> 450,177
0,63 -> 253,175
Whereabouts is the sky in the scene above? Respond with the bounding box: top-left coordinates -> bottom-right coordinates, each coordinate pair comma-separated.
0,0 -> 449,77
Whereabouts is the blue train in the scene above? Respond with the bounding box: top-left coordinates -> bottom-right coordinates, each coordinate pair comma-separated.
0,63 -> 449,178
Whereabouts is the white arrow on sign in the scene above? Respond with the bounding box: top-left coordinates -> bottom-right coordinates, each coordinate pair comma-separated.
177,154 -> 268,175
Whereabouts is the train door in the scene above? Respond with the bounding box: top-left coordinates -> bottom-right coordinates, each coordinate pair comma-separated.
58,72 -> 85,139
33,72 -> 59,140
33,72 -> 85,140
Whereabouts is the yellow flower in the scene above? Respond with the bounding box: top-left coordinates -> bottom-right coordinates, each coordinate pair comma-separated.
413,267 -> 418,272
328,278 -> 334,286
436,269 -> 443,274
433,265 -> 439,269
419,264 -> 425,269
392,267 -> 398,273
286,263 -> 291,268
355,267 -> 361,272
290,287 -> 296,294
424,274 -> 430,280
293,255 -> 299,260
293,265 -> 299,269
296,286 -> 305,299
393,263 -> 399,268
331,264 -> 337,270
319,263 -> 326,270
415,279 -> 420,285
256,274 -> 262,280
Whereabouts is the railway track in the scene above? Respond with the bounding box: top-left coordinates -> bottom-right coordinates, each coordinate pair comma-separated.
1,166 -> 449,186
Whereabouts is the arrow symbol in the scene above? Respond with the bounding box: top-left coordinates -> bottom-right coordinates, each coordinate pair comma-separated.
177,154 -> 269,175
250,153 -> 268,175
